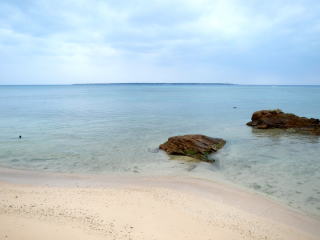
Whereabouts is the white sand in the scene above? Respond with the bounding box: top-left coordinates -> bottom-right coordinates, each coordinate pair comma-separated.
0,168 -> 319,240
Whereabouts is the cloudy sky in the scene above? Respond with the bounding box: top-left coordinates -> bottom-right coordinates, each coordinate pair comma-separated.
0,0 -> 319,85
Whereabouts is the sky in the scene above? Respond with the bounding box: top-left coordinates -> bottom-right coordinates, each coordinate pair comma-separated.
0,0 -> 320,85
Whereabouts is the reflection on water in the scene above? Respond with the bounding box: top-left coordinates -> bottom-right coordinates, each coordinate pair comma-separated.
213,127 -> 320,217
251,127 -> 320,141
0,84 -> 320,216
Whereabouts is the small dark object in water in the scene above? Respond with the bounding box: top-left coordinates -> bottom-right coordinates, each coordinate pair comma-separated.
19,135 -> 22,139
233,106 -> 237,109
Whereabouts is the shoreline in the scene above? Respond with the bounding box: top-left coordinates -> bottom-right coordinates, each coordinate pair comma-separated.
1,167 -> 320,239
1,165 -> 319,218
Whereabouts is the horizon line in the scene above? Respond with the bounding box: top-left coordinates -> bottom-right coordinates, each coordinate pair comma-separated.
1,83 -> 320,86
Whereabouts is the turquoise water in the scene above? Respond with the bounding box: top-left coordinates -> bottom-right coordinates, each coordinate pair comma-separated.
0,84 -> 320,216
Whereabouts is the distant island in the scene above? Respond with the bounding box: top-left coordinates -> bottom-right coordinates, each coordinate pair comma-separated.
72,82 -> 237,85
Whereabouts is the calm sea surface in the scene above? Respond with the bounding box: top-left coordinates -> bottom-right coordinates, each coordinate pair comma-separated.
0,84 -> 320,216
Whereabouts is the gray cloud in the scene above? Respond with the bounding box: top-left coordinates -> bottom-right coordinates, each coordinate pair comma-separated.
0,0 -> 320,84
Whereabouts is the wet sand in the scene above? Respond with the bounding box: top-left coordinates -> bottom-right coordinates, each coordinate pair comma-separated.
0,167 -> 319,240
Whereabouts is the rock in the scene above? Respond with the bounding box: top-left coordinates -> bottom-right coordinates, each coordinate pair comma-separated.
247,109 -> 320,134
159,134 -> 226,162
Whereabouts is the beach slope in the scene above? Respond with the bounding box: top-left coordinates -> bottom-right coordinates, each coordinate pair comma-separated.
0,171 -> 319,240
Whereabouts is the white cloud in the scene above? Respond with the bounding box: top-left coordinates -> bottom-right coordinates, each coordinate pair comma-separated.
0,0 -> 320,84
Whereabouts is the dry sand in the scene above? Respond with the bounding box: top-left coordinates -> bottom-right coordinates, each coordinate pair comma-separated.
0,168 -> 319,240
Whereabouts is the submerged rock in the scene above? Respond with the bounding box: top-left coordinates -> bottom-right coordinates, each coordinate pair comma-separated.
159,134 -> 226,162
247,109 -> 320,134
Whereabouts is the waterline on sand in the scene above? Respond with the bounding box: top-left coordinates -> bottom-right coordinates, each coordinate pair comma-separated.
0,168 -> 320,240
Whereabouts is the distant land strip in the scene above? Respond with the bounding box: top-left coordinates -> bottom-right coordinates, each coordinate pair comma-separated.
72,83 -> 236,85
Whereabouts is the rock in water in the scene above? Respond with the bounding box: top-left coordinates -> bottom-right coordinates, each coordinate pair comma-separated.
159,134 -> 226,162
247,109 -> 320,134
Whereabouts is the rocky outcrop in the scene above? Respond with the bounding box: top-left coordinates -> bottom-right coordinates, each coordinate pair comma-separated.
247,109 -> 320,134
159,134 -> 226,162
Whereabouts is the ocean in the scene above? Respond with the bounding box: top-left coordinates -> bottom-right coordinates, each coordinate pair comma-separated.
0,84 -> 319,216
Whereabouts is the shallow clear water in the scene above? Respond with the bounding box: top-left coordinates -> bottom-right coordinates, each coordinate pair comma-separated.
0,84 -> 320,216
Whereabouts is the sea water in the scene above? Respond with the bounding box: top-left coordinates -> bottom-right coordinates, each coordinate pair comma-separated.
0,84 -> 319,216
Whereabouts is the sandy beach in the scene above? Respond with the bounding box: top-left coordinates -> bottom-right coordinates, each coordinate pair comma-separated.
2,0 -> 320,238
0,168 -> 319,240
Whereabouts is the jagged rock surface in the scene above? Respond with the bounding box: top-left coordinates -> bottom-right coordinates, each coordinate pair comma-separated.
159,134 -> 226,162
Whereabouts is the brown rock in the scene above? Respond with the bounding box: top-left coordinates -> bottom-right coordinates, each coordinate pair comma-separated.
247,109 -> 320,134
159,134 -> 226,162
